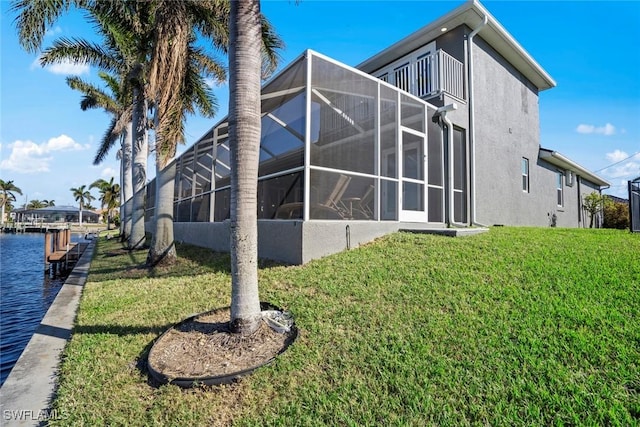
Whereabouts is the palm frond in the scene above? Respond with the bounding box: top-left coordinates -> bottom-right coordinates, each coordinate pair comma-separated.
40,37 -> 121,72
10,0 -> 89,53
188,0 -> 229,52
184,61 -> 218,119
189,46 -> 226,83
66,75 -> 119,113
260,14 -> 284,79
93,117 -> 120,165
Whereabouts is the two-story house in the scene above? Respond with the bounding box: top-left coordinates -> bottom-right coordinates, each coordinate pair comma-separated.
357,0 -> 608,228
143,0 -> 609,264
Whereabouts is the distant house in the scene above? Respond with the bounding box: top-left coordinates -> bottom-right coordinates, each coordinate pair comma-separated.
143,0 -> 609,263
13,205 -> 100,224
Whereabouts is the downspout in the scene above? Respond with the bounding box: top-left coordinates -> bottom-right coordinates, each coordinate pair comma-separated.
577,175 -> 583,228
598,183 -> 611,228
467,15 -> 488,226
437,103 -> 465,228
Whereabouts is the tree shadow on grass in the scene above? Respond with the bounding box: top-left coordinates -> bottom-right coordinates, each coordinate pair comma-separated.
89,242 -> 288,283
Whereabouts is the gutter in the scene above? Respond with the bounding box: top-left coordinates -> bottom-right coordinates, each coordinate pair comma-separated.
539,148 -> 610,188
467,14 -> 488,227
436,103 -> 466,228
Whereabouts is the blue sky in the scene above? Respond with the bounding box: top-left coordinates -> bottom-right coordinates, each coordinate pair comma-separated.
1,0 -> 639,206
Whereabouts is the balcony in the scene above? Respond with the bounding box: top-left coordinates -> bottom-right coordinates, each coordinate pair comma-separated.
378,49 -> 465,101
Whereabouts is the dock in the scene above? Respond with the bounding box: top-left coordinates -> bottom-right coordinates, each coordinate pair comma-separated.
44,229 -> 90,276
47,242 -> 89,263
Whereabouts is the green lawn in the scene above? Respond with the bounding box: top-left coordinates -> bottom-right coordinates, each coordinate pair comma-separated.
50,227 -> 639,426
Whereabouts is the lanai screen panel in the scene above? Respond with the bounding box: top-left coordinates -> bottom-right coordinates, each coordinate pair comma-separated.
192,139 -> 214,222
310,56 -> 376,175
380,85 -> 398,220
209,55 -> 308,221
427,105 -> 444,223
175,148 -> 195,222
309,55 -> 381,220
257,55 -> 307,219
452,127 -> 467,224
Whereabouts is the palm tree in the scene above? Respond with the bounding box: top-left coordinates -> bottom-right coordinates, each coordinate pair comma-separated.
227,0 -> 263,334
12,0 -> 282,266
145,1 -> 282,267
39,3 -> 141,242
145,1 -> 230,266
0,179 -> 22,224
27,199 -> 46,209
70,185 -> 95,225
42,199 -> 55,207
15,1 -> 151,246
90,177 -> 120,229
64,71 -> 133,238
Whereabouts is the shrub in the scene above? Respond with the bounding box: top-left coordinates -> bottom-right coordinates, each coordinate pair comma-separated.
603,201 -> 629,229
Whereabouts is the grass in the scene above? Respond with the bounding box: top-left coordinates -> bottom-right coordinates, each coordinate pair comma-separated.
50,227 -> 639,426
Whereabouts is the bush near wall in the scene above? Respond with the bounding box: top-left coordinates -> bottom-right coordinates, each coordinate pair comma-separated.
603,201 -> 629,229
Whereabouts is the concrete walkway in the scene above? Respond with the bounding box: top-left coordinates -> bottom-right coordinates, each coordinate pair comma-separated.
0,241 -> 95,426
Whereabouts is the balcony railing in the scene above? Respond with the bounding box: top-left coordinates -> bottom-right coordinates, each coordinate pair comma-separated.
381,49 -> 465,101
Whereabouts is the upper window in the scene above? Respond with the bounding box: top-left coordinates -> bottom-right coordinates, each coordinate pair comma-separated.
521,158 -> 529,193
556,171 -> 564,207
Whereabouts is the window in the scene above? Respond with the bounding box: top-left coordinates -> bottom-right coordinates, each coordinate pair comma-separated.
556,171 -> 564,207
521,158 -> 529,193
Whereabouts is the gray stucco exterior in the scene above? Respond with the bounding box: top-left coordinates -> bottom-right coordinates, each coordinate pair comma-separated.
471,35 -> 545,226
360,3 -> 608,228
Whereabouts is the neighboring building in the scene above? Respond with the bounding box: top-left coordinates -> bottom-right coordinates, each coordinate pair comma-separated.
143,0 -> 609,264
12,205 -> 100,224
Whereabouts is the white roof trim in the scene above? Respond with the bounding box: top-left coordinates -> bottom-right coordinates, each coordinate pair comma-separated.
357,0 -> 556,91
539,148 -> 610,187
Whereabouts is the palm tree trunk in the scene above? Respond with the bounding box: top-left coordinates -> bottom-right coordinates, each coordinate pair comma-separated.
146,159 -> 176,266
121,123 -> 134,240
130,89 -> 148,250
229,0 -> 262,334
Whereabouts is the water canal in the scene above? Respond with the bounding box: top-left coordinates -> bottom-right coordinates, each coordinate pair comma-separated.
0,232 -> 78,386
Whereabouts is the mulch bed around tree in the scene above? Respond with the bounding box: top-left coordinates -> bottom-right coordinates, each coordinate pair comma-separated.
147,307 -> 294,386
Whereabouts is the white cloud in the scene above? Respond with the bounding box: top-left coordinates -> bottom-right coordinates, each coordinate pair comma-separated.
576,123 -> 616,136
31,57 -> 90,76
0,135 -> 89,173
606,149 -> 629,163
602,161 -> 640,179
602,150 -> 640,178
101,167 -> 117,178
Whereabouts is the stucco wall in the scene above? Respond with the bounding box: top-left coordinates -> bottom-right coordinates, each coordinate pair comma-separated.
471,36 -> 550,226
172,220 -> 304,265
300,221 -> 400,263
167,220 -> 423,265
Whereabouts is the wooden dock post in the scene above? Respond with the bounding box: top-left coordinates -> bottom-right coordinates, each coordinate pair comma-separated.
44,232 -> 52,273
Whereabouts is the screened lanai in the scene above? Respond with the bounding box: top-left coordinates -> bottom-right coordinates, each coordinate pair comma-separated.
151,50 -> 456,228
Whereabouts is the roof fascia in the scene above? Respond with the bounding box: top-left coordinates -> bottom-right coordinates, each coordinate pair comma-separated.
539,148 -> 610,187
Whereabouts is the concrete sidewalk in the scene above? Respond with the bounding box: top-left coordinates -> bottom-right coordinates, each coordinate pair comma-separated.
0,241 -> 95,426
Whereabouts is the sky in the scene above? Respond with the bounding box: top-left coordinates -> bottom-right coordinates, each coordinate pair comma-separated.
1,0 -> 639,207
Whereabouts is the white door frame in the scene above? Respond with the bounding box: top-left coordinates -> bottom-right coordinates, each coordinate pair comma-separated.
399,127 -> 427,222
